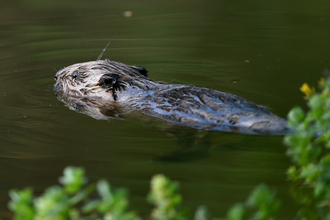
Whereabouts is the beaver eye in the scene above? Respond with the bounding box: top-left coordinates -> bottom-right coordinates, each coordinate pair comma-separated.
72,71 -> 78,79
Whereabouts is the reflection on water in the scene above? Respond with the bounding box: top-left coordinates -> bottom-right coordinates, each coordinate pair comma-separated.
1,0 -> 329,218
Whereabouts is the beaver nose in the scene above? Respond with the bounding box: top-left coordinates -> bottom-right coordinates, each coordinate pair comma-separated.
54,76 -> 58,81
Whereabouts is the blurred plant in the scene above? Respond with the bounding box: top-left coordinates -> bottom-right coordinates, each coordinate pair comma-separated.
8,166 -> 139,220
285,77 -> 330,219
8,167 -> 281,220
221,184 -> 280,220
148,174 -> 188,220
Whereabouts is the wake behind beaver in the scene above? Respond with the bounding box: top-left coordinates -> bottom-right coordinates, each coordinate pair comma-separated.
54,59 -> 290,135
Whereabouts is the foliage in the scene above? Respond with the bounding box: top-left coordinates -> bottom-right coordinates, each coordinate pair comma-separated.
284,78 -> 330,219
148,174 -> 188,220
8,166 -> 138,220
8,77 -> 330,219
221,184 -> 280,220
8,166 -> 281,220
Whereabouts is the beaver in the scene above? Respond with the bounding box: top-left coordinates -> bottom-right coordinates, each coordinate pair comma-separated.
54,59 -> 289,135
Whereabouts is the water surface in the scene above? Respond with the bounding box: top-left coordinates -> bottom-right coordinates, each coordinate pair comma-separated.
1,0 -> 330,218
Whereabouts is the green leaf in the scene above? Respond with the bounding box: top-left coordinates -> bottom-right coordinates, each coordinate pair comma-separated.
322,155 -> 330,165
314,181 -> 325,197
8,188 -> 35,220
287,106 -> 305,128
58,166 -> 87,194
33,186 -> 70,219
69,183 -> 96,206
194,206 -> 209,220
97,179 -> 112,201
226,204 -> 246,220
82,199 -> 101,213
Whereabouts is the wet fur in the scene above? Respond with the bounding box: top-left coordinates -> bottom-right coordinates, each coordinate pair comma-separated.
54,59 -> 289,135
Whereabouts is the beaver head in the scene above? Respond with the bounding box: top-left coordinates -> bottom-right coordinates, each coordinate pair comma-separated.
54,59 -> 156,101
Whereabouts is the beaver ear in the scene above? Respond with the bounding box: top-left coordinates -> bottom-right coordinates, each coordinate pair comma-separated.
132,66 -> 149,77
98,74 -> 116,90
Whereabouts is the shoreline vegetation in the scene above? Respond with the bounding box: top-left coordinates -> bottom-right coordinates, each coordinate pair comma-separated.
8,78 -> 330,220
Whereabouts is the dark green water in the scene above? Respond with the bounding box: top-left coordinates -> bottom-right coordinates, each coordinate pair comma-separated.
1,0 -> 330,218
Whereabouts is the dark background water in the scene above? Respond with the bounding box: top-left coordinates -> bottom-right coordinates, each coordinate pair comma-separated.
1,0 -> 330,218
